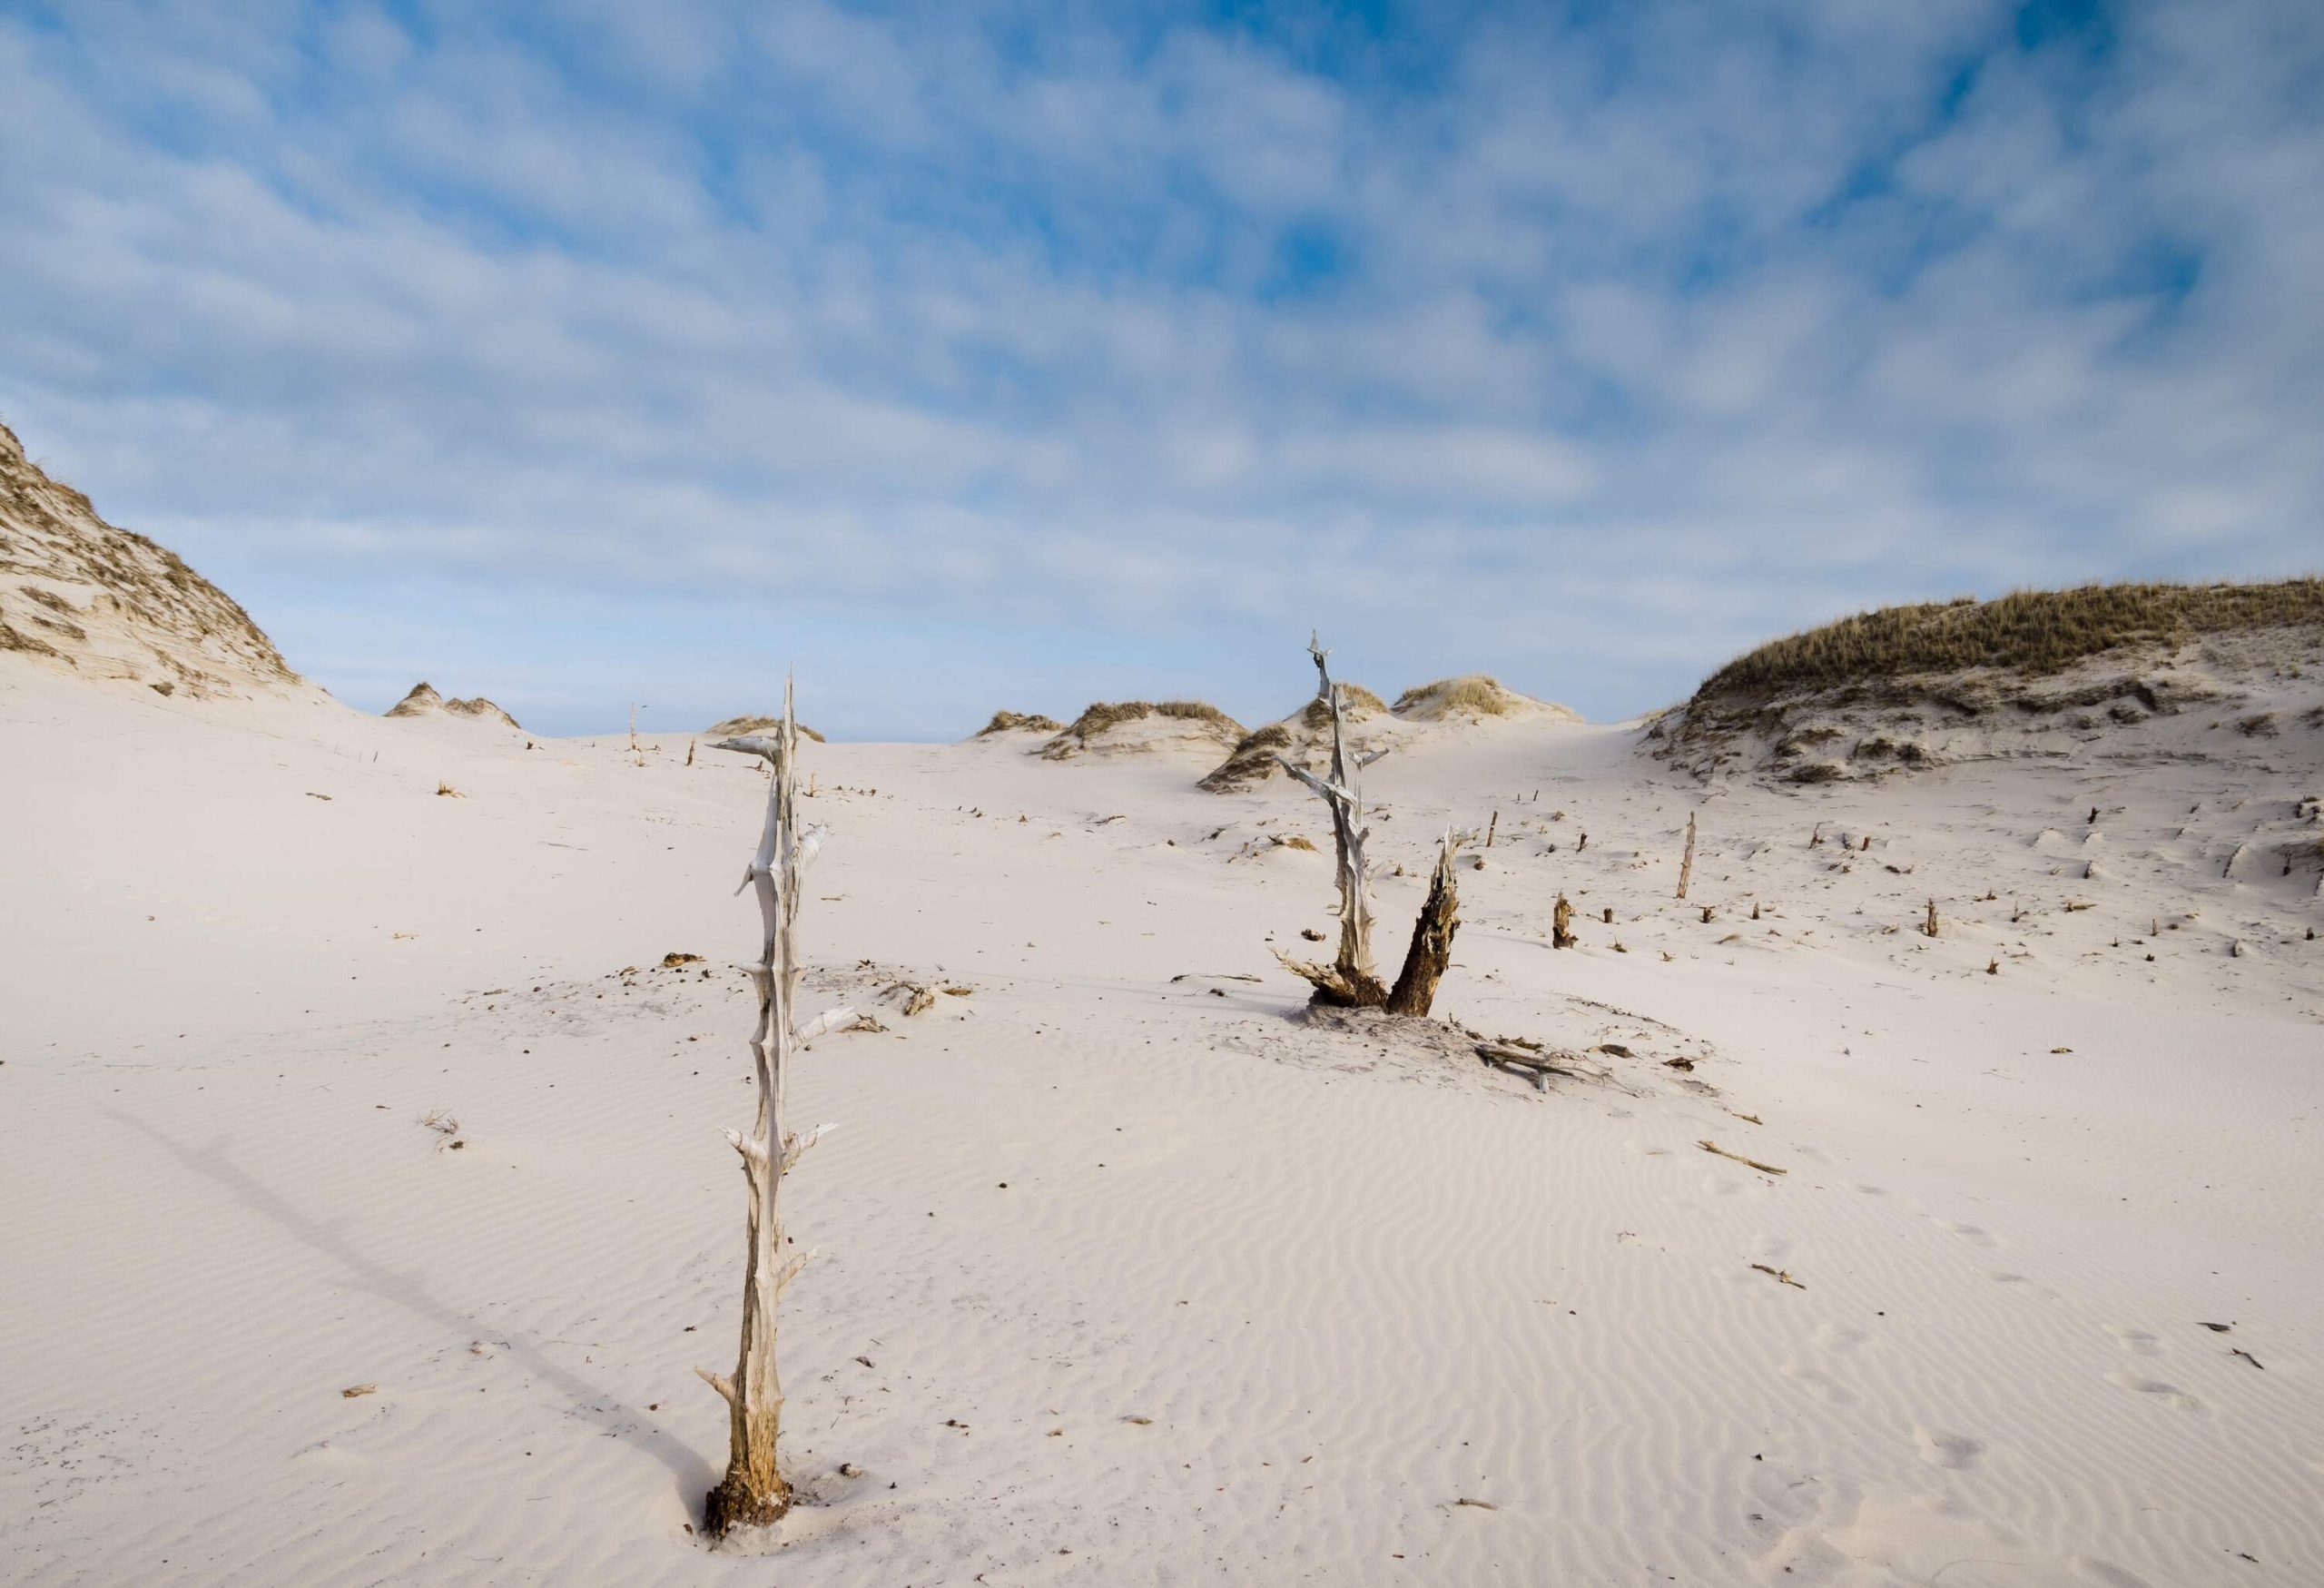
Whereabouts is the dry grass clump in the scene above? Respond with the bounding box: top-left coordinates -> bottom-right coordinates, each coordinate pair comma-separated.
1198,722 -> 1295,792
1393,675 -> 1519,719
976,710 -> 1064,735
1297,683 -> 1385,729
708,714 -> 824,742
1698,579 -> 2324,701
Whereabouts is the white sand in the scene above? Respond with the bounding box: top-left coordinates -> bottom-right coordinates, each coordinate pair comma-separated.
4,661 -> 2319,1587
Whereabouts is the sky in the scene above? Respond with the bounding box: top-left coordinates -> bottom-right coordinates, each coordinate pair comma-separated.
2,0 -> 2319,738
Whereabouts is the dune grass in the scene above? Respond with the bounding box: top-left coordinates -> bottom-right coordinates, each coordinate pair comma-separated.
1059,699 -> 1242,740
976,710 -> 1064,735
1297,683 -> 1386,729
1698,580 -> 2324,701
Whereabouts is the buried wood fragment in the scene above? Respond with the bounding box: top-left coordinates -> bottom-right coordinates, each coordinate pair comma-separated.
1700,1139 -> 1787,1175
883,981 -> 936,1017
1475,1043 -> 1609,1090
1453,1497 -> 1500,1510
1749,1264 -> 1806,1289
2230,1348 -> 2265,1370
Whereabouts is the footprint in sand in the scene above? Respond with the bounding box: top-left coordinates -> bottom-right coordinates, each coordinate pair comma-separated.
1810,1322 -> 1867,1353
1938,1220 -> 1996,1247
1781,1363 -> 1855,1406
2106,1370 -> 2203,1411
2073,1558 -> 2156,1588
2103,1325 -> 2162,1357
1915,1428 -> 1985,1468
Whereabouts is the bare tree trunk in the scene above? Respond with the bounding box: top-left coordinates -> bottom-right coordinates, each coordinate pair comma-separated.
699,681 -> 850,1540
1676,812 -> 1696,900
1275,633 -> 1390,1008
1552,893 -> 1575,949
1386,831 -> 1462,1015
1923,898 -> 1939,938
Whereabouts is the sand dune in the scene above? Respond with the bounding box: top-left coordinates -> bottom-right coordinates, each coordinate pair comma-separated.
1036,699 -> 1245,761
387,681 -> 524,730
4,508 -> 2322,1588
0,419 -> 299,698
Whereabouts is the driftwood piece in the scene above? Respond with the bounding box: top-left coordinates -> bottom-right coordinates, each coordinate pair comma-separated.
698,680 -> 841,1538
1699,1139 -> 1787,1176
1677,811 -> 1696,900
1386,831 -> 1463,1016
1275,633 -> 1391,1008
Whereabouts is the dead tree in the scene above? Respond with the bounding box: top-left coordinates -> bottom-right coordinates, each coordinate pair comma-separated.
1923,898 -> 1940,939
1386,830 -> 1464,1016
699,681 -> 852,1538
1275,634 -> 1392,1006
1552,893 -> 1575,949
1676,811 -> 1697,900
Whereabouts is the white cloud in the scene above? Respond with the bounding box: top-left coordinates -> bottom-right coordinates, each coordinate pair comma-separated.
0,0 -> 2318,735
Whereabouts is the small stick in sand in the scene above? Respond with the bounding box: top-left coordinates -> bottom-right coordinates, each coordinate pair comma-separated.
1676,811 -> 1696,900
1749,1264 -> 1806,1288
1699,1139 -> 1787,1175
1485,810 -> 1497,849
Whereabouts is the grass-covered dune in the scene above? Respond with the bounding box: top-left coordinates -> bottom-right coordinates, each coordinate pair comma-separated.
1696,579 -> 2324,703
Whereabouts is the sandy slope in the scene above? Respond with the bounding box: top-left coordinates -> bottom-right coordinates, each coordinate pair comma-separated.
3,664 -> 2319,1588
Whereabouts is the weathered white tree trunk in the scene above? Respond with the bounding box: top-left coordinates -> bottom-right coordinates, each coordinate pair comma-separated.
1676,811 -> 1697,900
1275,633 -> 1392,1007
698,680 -> 850,1539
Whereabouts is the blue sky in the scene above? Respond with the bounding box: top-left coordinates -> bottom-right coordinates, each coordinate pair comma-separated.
2,0 -> 2319,737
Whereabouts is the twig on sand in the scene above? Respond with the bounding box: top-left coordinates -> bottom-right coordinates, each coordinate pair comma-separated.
1749,1264 -> 1806,1289
1700,1139 -> 1787,1175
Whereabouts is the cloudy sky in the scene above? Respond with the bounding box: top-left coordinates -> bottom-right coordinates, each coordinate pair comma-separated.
3,1 -> 2318,736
